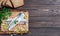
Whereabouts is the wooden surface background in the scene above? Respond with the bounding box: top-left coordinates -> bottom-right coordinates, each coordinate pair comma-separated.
1,0 -> 60,36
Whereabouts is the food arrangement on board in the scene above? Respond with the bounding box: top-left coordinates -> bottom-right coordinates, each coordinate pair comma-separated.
0,0 -> 29,34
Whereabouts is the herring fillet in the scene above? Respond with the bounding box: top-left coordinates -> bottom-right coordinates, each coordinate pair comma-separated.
8,13 -> 25,30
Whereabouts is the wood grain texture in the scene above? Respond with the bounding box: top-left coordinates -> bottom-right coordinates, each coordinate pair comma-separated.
1,0 -> 60,36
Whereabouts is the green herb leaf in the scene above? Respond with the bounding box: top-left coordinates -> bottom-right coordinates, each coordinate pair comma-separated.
14,20 -> 18,24
0,7 -> 12,24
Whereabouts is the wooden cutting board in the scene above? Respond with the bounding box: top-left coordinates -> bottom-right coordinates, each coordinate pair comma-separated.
0,10 -> 29,34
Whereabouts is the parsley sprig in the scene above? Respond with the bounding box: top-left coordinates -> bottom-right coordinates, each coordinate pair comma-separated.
0,7 -> 12,24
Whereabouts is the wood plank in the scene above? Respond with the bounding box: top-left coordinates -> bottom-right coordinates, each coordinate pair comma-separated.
30,17 -> 60,22
29,27 -> 60,36
24,0 -> 60,5
29,17 -> 60,27
30,22 -> 60,27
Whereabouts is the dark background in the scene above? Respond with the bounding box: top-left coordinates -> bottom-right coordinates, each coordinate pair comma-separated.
1,0 -> 60,36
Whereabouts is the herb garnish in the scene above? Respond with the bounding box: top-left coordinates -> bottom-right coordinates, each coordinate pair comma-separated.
0,7 -> 12,24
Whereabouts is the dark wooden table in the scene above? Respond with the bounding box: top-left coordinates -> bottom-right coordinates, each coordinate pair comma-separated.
1,0 -> 60,36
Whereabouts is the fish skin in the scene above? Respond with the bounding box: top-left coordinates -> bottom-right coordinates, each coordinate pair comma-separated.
7,13 -> 26,30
